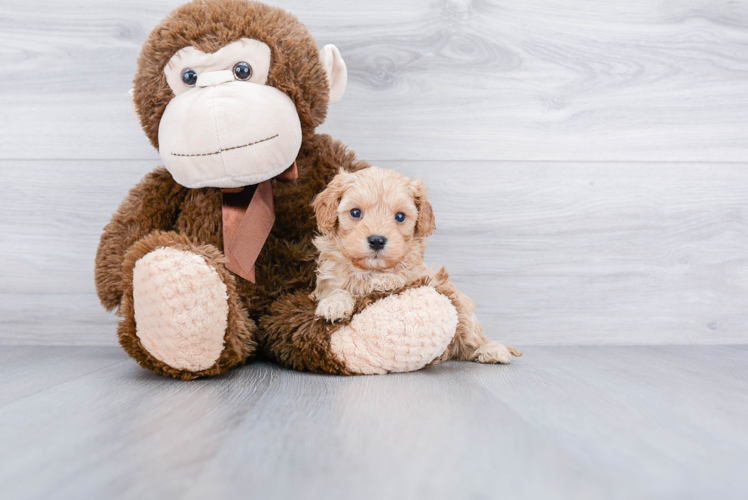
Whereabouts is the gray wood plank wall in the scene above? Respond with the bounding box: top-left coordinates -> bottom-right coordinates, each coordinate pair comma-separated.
1,0 -> 747,346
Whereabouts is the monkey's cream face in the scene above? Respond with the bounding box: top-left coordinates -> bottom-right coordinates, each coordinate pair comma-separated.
335,169 -> 420,271
158,38 -> 302,189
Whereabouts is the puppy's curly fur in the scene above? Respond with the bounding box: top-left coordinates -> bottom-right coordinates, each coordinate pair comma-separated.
311,167 -> 521,364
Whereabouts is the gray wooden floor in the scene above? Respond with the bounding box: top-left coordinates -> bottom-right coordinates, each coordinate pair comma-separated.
1,345 -> 747,500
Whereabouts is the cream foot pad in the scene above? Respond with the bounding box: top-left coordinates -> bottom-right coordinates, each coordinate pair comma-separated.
330,286 -> 458,374
132,247 -> 229,372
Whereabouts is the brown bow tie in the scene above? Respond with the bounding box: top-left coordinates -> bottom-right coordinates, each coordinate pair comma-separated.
221,162 -> 298,283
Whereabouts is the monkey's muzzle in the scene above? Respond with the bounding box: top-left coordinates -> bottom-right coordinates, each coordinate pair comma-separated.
158,80 -> 302,189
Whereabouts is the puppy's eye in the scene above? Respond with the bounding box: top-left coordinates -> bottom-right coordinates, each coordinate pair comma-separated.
233,62 -> 253,81
350,208 -> 362,219
181,68 -> 198,87
395,212 -> 406,223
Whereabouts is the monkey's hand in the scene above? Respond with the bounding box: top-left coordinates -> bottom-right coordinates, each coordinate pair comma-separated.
315,289 -> 355,322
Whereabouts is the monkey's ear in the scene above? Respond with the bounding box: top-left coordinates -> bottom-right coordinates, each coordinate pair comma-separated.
412,180 -> 436,237
319,44 -> 347,104
128,88 -> 140,119
312,170 -> 352,233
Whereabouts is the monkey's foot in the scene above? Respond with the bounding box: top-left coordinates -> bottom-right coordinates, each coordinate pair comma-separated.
329,286 -> 458,374
132,247 -> 229,372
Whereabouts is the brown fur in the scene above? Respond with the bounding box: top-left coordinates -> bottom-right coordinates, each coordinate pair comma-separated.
96,136 -> 369,377
96,168 -> 189,311
96,0 -> 371,378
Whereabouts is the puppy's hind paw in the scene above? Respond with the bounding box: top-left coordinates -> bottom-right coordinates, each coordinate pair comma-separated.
473,341 -> 523,364
315,291 -> 355,322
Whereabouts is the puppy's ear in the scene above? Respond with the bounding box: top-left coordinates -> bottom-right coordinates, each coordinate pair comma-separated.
312,170 -> 352,233
412,179 -> 436,237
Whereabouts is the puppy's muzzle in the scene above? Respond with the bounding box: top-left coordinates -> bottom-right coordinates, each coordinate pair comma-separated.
368,235 -> 387,251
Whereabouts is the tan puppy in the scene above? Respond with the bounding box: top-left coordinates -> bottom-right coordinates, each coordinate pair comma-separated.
311,167 -> 521,364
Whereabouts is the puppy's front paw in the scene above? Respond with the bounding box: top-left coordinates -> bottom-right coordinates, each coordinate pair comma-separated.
473,341 -> 522,364
315,290 -> 355,322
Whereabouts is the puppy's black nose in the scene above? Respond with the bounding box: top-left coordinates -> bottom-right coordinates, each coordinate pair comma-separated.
368,235 -> 387,251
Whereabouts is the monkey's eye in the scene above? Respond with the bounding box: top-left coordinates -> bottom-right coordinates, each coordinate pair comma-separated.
395,212 -> 406,223
181,68 -> 198,87
233,62 -> 253,81
350,208 -> 362,219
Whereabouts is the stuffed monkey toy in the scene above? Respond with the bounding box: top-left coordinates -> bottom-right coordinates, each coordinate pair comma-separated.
95,0 -> 460,379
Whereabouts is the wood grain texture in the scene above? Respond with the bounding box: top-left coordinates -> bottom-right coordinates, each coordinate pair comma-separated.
0,0 -> 747,161
2,159 -> 747,346
0,346 -> 124,405
0,346 -> 746,500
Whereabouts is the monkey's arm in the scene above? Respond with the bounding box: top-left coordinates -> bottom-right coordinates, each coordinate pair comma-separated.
259,278 -> 459,375
95,167 -> 188,311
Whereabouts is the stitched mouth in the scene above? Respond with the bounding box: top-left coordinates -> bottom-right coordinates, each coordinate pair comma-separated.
170,134 -> 279,157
